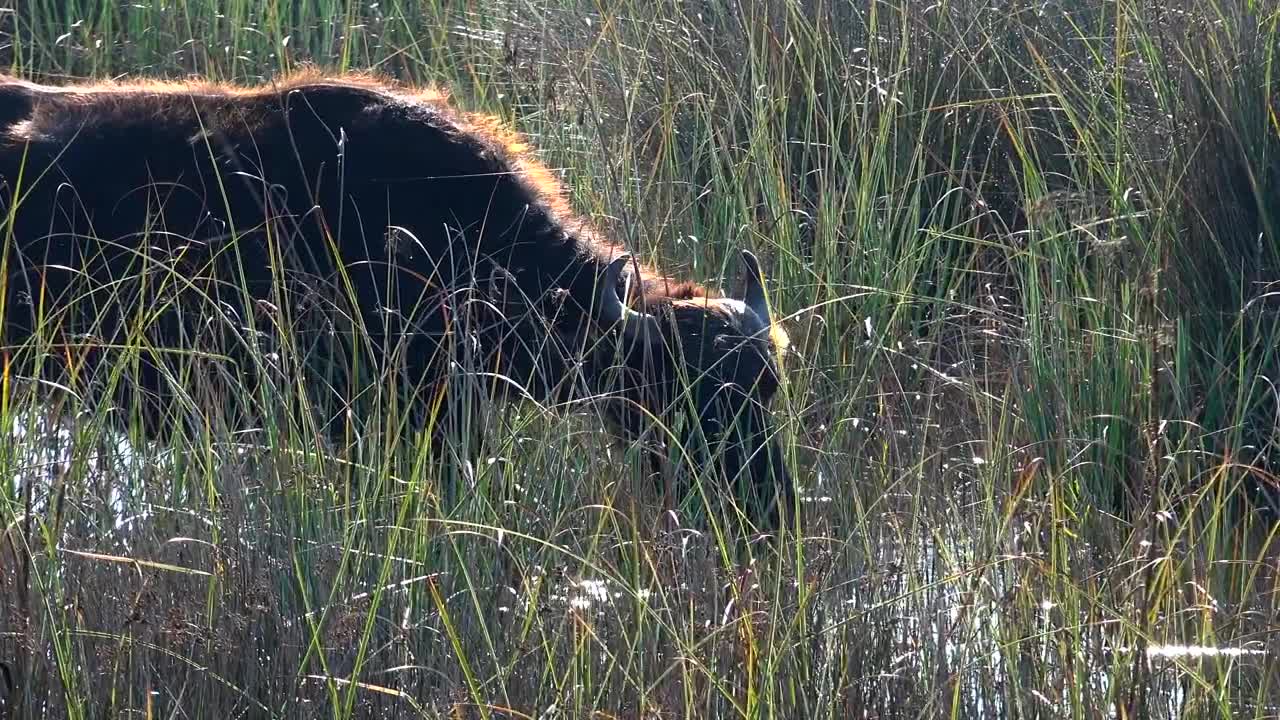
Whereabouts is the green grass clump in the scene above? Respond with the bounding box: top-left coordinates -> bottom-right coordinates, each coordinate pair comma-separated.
0,0 -> 1278,718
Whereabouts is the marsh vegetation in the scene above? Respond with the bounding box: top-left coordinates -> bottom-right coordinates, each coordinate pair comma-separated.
0,0 -> 1278,717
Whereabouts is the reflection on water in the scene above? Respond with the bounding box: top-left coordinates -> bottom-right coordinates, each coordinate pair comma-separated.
3,410 -> 1275,718
542,565 -> 1273,719
561,578 -> 653,611
1140,644 -> 1268,659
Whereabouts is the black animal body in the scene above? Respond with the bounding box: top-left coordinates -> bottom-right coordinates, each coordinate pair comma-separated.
0,70 -> 795,527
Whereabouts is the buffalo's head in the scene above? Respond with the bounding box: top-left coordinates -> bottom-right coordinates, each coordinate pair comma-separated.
592,250 -> 794,527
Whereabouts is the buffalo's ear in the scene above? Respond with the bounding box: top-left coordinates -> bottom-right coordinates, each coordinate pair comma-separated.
739,250 -> 771,325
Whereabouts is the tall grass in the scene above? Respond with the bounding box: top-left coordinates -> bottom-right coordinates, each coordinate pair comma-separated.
0,0 -> 1277,718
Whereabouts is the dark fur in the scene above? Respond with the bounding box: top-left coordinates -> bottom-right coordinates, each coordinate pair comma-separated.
0,71 -> 794,527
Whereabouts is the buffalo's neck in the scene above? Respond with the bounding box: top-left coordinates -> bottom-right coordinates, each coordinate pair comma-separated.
491,223 -> 612,330
465,222 -> 605,403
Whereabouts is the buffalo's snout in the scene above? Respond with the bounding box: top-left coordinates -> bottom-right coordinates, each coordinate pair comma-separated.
698,389 -> 794,529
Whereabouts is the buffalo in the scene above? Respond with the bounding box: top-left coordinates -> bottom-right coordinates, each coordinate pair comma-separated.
0,70 -> 795,528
